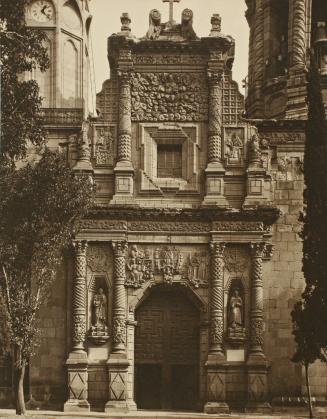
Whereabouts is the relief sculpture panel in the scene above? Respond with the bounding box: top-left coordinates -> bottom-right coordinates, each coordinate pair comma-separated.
131,72 -> 208,122
125,245 -> 209,289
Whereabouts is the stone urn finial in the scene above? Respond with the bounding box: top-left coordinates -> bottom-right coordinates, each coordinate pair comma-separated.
210,14 -> 221,37
120,13 -> 131,33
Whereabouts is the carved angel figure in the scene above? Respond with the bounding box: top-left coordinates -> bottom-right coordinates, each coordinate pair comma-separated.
228,289 -> 243,328
146,9 -> 162,40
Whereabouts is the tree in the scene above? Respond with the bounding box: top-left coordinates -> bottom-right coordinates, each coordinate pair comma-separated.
0,150 -> 93,414
0,0 -> 49,162
292,53 -> 327,419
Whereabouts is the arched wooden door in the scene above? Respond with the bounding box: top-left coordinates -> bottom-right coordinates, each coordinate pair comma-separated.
135,286 -> 200,411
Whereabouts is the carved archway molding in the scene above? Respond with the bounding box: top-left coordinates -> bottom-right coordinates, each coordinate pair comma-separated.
129,281 -> 207,314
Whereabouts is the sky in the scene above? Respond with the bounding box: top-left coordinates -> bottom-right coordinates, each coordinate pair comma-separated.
89,0 -> 249,94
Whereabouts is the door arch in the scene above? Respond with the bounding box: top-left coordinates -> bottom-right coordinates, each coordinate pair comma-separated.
134,285 -> 200,411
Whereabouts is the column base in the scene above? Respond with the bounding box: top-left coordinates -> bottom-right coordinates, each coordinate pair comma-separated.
204,401 -> 230,414
64,399 -> 90,412
245,401 -> 272,413
104,400 -> 136,413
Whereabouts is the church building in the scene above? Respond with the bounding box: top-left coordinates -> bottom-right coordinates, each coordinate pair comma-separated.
1,0 -> 327,414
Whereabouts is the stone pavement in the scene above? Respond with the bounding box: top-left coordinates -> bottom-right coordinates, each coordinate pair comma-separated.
0,410 -> 327,419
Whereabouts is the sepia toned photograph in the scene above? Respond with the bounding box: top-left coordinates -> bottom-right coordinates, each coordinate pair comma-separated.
0,0 -> 327,418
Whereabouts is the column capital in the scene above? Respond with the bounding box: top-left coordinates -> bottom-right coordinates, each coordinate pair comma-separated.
210,242 -> 226,257
73,240 -> 88,254
250,242 -> 266,259
207,71 -> 223,86
112,240 -> 128,258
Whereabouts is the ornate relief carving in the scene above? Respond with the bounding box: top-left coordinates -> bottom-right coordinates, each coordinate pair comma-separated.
94,127 -> 115,166
250,319 -> 263,346
130,72 -> 208,122
126,245 -> 154,288
87,244 -> 111,272
113,318 -> 126,345
145,9 -> 162,40
125,245 -> 209,289
73,315 -> 86,344
224,247 -> 249,273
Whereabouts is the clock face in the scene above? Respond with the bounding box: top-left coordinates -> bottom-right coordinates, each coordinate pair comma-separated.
30,0 -> 54,23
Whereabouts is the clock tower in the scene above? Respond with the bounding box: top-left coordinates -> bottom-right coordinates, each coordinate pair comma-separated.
25,0 -> 93,132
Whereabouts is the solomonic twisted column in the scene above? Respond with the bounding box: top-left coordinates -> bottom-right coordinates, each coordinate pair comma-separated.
290,0 -> 306,70
112,241 -> 128,354
209,242 -> 226,357
72,240 -> 88,352
249,242 -> 266,356
117,71 -> 132,164
207,72 -> 223,166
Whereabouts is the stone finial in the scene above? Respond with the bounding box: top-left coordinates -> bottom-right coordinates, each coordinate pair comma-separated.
120,13 -> 131,33
210,13 -> 221,37
146,9 -> 162,40
181,8 -> 197,40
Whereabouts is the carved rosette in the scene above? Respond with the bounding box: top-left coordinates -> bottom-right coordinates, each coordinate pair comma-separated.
291,0 -> 306,70
249,242 -> 266,354
209,242 -> 226,355
72,241 -> 88,351
208,72 -> 223,164
118,71 -> 131,162
112,241 -> 128,353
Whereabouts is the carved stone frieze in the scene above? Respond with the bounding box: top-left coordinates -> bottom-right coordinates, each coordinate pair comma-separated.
128,221 -> 210,232
212,221 -> 264,232
87,244 -> 111,273
78,220 -> 128,231
130,72 -> 208,122
262,131 -> 304,145
133,54 -> 207,66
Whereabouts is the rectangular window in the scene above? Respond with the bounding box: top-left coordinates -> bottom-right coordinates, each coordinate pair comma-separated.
157,145 -> 182,178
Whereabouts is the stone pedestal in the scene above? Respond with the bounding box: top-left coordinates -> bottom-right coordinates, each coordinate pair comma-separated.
244,166 -> 267,207
105,356 -> 136,413
245,356 -> 271,413
64,352 -> 90,412
204,356 -> 229,414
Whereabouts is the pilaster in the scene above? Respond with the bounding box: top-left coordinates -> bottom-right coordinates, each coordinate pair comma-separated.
204,242 -> 229,414
105,241 -> 131,413
64,241 -> 90,412
246,242 -> 271,413
202,72 -> 229,207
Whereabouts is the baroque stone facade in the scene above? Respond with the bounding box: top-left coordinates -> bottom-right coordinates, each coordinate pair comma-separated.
3,0 -> 325,414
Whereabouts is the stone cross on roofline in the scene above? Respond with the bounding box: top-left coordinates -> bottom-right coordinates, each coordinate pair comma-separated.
163,0 -> 181,24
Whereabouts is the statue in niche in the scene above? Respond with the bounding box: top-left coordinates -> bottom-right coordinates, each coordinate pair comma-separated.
225,133 -> 243,161
227,288 -> 246,345
228,289 -> 243,328
248,133 -> 262,166
93,288 -> 107,327
89,287 -> 109,345
145,9 -> 162,40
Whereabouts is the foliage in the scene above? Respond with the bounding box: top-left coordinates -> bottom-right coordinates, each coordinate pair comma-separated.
0,149 -> 93,365
0,0 -> 49,161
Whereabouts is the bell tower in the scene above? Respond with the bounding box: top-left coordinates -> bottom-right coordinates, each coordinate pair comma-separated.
25,0 -> 93,125
245,0 -> 327,120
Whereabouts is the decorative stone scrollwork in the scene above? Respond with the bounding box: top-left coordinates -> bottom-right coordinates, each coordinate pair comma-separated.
207,72 -> 223,164
130,72 -> 208,122
224,247 -> 250,273
87,244 -> 111,273
209,242 -> 225,355
72,241 -> 88,351
113,317 -> 126,345
118,71 -> 132,163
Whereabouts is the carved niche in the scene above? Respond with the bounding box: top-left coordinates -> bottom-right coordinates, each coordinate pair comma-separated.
130,72 -> 208,122
125,245 -> 209,289
88,283 -> 110,345
224,127 -> 245,166
227,279 -> 246,346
